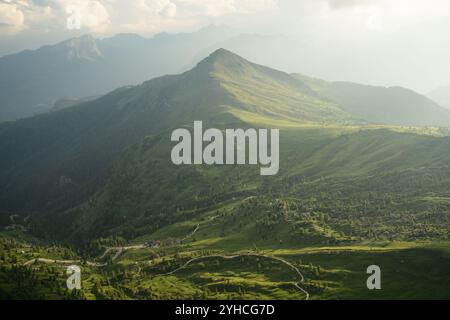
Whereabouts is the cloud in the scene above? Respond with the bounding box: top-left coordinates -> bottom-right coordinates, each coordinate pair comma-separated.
49,0 -> 111,32
0,0 -> 279,35
240,0 -> 278,12
327,0 -> 375,10
175,0 -> 277,16
276,0 -> 450,34
134,0 -> 177,18
77,1 -> 110,32
160,2 -> 177,18
4,0 -> 448,39
0,2 -> 25,33
0,0 -> 111,33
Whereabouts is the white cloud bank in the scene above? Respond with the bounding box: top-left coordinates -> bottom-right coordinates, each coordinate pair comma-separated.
2,0 -> 448,37
0,1 -> 25,33
0,0 -> 278,35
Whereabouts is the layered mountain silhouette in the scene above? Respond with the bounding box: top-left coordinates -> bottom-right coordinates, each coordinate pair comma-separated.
294,74 -> 450,127
0,49 -> 342,212
429,85 -> 450,109
2,29 -> 449,126
0,26 -> 235,122
2,49 -> 450,243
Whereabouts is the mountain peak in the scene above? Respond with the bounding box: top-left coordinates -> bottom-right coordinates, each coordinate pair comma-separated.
195,48 -> 250,74
204,48 -> 242,62
64,34 -> 102,61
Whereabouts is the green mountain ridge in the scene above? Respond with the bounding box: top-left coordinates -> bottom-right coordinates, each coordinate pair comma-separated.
196,49 -> 354,124
0,27 -> 236,122
0,48 -> 337,215
2,49 -> 450,300
0,49 -> 448,241
293,74 -> 450,127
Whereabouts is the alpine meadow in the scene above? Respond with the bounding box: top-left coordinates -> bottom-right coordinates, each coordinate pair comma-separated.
1,4 -> 450,301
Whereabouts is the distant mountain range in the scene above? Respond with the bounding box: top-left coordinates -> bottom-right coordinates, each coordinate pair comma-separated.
294,74 -> 450,127
0,26 -> 235,122
2,28 -> 450,126
428,85 -> 450,109
2,49 -> 450,242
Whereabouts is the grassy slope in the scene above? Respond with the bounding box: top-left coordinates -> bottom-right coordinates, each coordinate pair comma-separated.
293,73 -> 450,127
2,50 -> 450,299
3,106 -> 450,299
20,122 -> 443,299
2,233 -> 449,299
54,49 -> 450,242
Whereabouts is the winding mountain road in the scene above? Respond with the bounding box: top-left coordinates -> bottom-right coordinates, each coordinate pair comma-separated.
158,253 -> 310,300
21,211 -> 310,300
24,244 -> 147,267
23,211 -> 220,267
24,258 -> 107,267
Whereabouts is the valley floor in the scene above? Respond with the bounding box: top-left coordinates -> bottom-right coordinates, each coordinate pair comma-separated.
2,170 -> 450,300
1,228 -> 449,300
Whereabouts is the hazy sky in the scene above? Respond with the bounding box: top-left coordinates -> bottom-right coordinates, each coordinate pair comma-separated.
1,0 -> 450,92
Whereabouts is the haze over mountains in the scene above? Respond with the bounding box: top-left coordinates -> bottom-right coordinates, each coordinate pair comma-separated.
2,27 -> 450,125
0,26 -> 235,122
295,74 -> 450,127
428,85 -> 450,109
